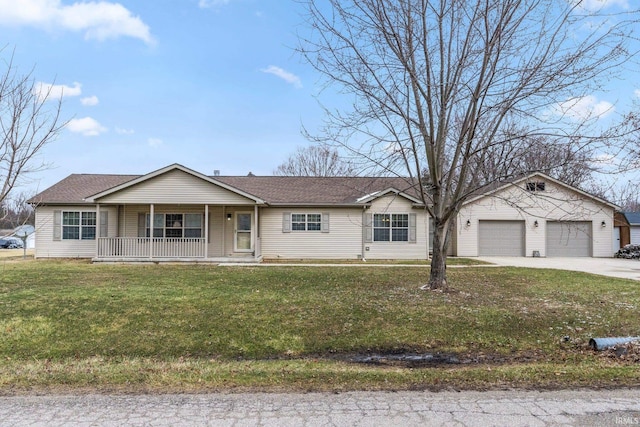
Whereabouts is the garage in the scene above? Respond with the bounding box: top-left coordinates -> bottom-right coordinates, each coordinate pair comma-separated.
546,221 -> 592,257
479,220 -> 525,256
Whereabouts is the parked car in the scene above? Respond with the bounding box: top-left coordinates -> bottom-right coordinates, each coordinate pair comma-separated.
8,240 -> 23,249
0,238 -> 23,249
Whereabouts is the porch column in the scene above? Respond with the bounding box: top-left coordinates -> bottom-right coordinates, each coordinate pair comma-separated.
95,203 -> 101,257
204,204 -> 209,258
222,206 -> 226,255
254,205 -> 259,257
150,204 -> 154,259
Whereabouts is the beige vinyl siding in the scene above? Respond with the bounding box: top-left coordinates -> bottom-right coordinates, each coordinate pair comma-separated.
208,206 -> 225,257
96,169 -> 256,205
261,207 -> 363,259
34,205 -> 117,258
365,195 -> 429,260
456,179 -> 614,257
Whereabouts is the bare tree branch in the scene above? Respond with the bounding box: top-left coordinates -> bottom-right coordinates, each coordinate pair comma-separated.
0,49 -> 66,208
274,145 -> 357,176
298,0 -> 640,290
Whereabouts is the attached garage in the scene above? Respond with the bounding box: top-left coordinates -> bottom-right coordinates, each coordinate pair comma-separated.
546,221 -> 592,257
478,220 -> 525,256
456,173 -> 616,258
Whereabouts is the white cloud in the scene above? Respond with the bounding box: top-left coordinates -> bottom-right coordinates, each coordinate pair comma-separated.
635,89 -> 640,98
198,0 -> 231,8
67,117 -> 107,136
80,95 -> 99,106
115,127 -> 135,135
0,0 -> 154,44
34,81 -> 82,101
148,137 -> 163,147
552,95 -> 614,121
260,65 -> 303,89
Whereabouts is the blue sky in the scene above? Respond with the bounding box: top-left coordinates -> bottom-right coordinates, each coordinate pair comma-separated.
1,0 -> 326,194
0,0 -> 638,196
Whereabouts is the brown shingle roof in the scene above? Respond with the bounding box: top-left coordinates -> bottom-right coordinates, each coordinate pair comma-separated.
216,176 -> 420,204
30,173 -> 422,205
29,174 -> 139,205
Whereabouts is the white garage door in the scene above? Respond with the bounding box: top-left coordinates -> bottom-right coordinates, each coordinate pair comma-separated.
479,221 -> 525,256
546,221 -> 592,257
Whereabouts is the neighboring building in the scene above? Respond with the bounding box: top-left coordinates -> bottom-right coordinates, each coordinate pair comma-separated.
29,164 -> 616,261
624,212 -> 640,245
614,212 -> 630,253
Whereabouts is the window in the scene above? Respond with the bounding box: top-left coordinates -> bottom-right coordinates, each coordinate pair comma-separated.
63,211 -> 96,240
373,213 -> 409,242
526,181 -> 545,192
291,213 -> 322,231
145,213 -> 202,238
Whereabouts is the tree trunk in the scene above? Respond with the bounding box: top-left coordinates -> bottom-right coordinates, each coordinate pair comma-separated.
428,220 -> 450,291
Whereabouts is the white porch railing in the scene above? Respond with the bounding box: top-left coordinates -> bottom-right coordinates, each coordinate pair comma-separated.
97,237 -> 206,258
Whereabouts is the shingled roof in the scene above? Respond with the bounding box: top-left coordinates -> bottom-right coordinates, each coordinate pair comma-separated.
215,176 -> 420,205
29,171 -> 422,206
29,174 -> 139,204
624,212 -> 640,226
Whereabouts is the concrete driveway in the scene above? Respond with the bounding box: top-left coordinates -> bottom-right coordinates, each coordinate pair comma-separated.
476,256 -> 640,281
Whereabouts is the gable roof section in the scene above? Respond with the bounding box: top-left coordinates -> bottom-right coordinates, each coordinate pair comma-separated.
85,164 -> 266,204
353,187 -> 423,205
624,212 -> 640,225
462,172 -> 619,210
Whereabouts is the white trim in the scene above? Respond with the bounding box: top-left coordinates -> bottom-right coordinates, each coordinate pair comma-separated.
356,188 -> 423,205
234,211 -> 253,253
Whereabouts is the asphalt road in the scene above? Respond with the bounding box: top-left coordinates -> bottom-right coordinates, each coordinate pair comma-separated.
1,389 -> 639,426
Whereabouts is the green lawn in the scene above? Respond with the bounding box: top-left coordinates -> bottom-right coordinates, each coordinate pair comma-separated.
0,260 -> 638,393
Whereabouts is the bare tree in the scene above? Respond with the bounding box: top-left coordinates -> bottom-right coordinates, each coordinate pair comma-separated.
471,125 -> 594,188
274,145 -> 356,176
0,191 -> 35,229
609,181 -> 640,212
0,51 -> 65,208
298,0 -> 640,290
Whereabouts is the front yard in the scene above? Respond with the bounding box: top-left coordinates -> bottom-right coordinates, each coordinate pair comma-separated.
0,260 -> 638,393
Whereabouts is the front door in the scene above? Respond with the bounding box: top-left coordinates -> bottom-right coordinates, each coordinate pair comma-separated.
235,212 -> 253,252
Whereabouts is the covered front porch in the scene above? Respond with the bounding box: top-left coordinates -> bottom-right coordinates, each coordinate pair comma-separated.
92,203 -> 262,263
84,164 -> 267,263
